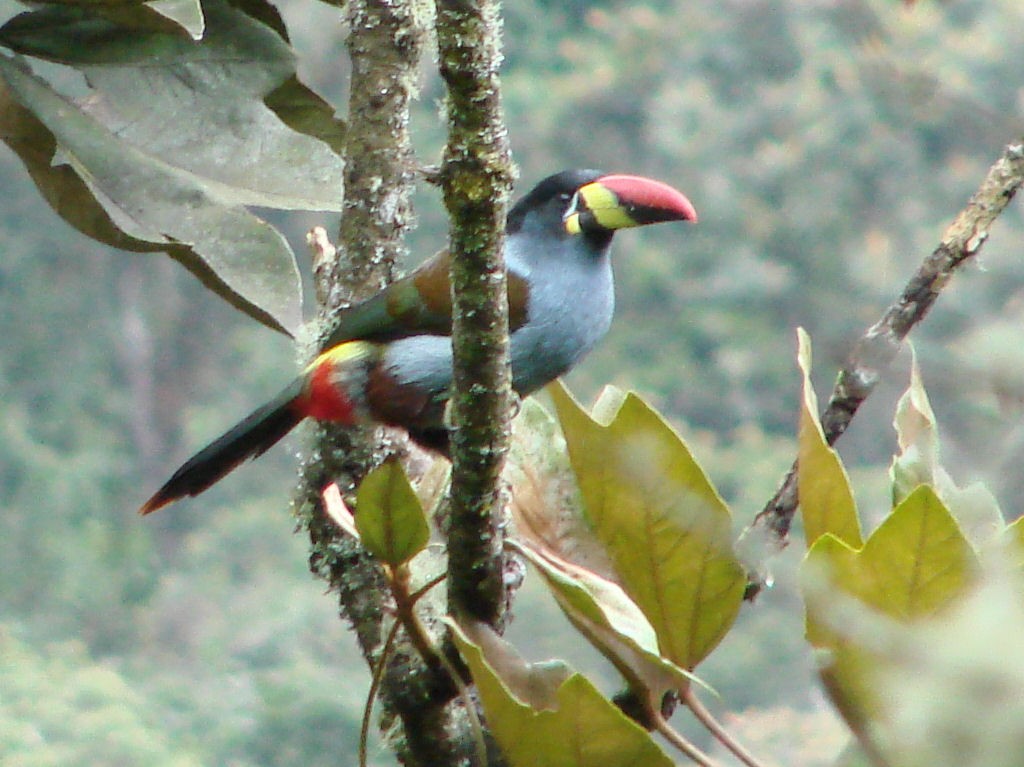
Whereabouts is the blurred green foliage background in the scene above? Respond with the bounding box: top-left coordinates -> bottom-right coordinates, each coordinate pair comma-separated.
1,0 -> 1022,764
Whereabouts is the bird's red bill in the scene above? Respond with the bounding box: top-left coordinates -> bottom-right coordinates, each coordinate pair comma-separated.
597,174 -> 698,223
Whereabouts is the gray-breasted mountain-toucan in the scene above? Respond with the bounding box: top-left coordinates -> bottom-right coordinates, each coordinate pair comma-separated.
140,170 -> 697,514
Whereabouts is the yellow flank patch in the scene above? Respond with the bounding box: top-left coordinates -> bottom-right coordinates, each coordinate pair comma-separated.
307,341 -> 372,372
578,182 -> 639,230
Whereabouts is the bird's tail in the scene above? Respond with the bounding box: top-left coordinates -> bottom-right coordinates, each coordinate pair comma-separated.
139,378 -> 307,515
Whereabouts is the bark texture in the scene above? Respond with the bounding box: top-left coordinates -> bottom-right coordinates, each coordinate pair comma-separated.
436,0 -> 516,630
297,3 -> 476,765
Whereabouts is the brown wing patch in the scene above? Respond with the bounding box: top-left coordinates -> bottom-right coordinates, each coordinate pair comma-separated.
411,248 -> 530,332
410,249 -> 453,319
365,363 -> 446,431
507,270 -> 529,331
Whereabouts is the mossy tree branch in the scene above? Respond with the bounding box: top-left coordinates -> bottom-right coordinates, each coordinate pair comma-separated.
298,2 -> 481,764
436,0 -> 516,630
743,139 -> 1024,598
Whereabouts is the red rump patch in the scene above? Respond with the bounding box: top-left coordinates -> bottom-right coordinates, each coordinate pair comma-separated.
298,360 -> 359,423
598,174 -> 698,222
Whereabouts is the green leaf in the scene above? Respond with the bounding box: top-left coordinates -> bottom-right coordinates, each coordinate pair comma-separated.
355,459 -> 430,568
450,620 -> 675,767
263,75 -> 346,156
0,0 -> 353,331
38,0 -> 208,40
0,55 -> 302,334
796,328 -> 862,549
145,0 -> 205,38
0,69 -> 156,255
0,0 -> 345,210
548,381 -> 745,670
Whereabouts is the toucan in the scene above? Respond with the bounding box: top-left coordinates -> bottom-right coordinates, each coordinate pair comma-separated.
139,170 -> 697,514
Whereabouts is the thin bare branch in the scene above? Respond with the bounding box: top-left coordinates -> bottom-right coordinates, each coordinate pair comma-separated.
743,139 -> 1024,596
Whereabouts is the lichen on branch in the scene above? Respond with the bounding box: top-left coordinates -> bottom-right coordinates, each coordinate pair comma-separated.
436,0 -> 516,630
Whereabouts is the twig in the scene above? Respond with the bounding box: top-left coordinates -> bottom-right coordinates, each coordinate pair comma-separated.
394,567 -> 491,766
652,712 -> 722,767
743,139 -> 1024,596
433,631 -> 492,767
682,687 -> 772,767
360,617 -> 403,767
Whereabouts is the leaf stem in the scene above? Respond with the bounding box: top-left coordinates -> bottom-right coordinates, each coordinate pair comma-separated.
651,711 -> 721,767
390,565 -> 447,678
682,687 -> 771,767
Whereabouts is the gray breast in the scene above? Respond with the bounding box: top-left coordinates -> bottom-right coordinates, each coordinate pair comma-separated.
506,237 -> 614,395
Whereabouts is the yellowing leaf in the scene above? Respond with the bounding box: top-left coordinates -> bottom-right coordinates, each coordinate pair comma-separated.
894,348 -> 939,456
506,398 -> 612,574
450,620 -> 675,767
890,346 -> 941,505
513,542 -> 701,707
355,459 -> 429,567
515,543 -> 659,656
941,481 -> 1003,548
817,645 -> 882,748
881,571 -> 1024,767
548,381 -> 745,670
802,533 -> 860,648
808,484 -> 975,625
796,328 -> 862,548
863,486 -> 976,618
803,485 -> 977,745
